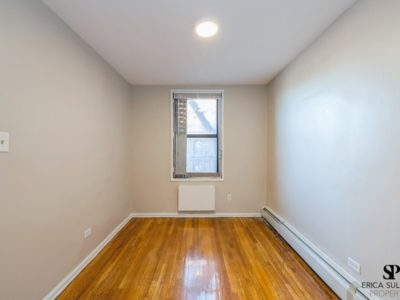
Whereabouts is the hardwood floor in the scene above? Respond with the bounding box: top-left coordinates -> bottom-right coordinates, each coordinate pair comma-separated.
58,218 -> 338,300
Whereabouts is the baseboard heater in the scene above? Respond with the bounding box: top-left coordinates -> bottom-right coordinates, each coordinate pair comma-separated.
261,206 -> 377,300
178,185 -> 215,212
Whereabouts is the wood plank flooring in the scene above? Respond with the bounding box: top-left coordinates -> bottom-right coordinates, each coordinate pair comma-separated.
58,218 -> 338,300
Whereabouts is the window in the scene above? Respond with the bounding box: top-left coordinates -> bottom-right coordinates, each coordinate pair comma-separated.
172,90 -> 223,179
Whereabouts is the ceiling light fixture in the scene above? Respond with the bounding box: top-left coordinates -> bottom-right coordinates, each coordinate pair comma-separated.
195,21 -> 218,38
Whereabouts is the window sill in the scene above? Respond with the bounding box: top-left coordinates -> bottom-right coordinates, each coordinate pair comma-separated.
171,177 -> 224,182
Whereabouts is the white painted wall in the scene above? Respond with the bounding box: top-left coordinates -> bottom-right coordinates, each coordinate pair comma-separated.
267,0 -> 400,290
0,1 -> 132,299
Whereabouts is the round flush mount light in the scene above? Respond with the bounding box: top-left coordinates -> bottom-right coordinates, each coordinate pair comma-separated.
195,21 -> 218,38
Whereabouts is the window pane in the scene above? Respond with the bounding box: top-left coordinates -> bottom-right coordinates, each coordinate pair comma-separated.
186,138 -> 217,173
187,99 -> 217,135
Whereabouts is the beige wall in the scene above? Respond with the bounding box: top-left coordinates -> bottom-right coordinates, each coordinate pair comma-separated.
0,1 -> 132,299
267,0 -> 400,286
131,86 -> 268,213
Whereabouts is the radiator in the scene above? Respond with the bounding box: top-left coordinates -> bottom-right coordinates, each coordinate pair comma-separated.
178,185 -> 215,211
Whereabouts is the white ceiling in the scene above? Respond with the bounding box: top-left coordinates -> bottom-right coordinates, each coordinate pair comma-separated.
42,0 -> 356,85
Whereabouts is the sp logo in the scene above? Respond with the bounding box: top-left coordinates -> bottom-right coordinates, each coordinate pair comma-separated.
383,265 -> 400,280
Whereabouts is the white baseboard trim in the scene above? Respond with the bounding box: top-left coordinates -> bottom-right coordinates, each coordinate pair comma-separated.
261,206 -> 379,300
43,214 -> 132,300
130,212 -> 261,218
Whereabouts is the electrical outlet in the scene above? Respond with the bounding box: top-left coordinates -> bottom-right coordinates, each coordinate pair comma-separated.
0,132 -> 9,153
348,257 -> 361,274
83,228 -> 92,239
227,193 -> 233,201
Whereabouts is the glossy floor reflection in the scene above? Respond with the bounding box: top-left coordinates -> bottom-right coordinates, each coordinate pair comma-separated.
58,218 -> 338,299
184,255 -> 221,300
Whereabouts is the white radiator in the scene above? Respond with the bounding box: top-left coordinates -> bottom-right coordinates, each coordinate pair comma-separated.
178,185 -> 215,211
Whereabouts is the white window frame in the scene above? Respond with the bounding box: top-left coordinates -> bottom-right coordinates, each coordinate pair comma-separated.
170,89 -> 224,182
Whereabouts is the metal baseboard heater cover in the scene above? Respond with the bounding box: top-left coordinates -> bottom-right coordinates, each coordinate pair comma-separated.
261,206 -> 375,300
178,185 -> 215,211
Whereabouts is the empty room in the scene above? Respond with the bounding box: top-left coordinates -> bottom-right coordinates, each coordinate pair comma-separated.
1,0 -> 399,299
